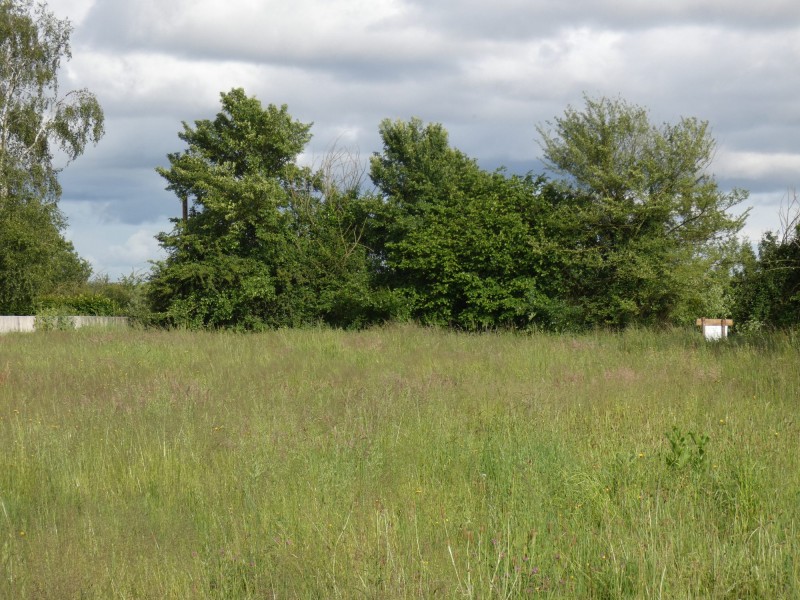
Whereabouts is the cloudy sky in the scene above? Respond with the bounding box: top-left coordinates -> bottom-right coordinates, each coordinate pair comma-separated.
47,0 -> 800,278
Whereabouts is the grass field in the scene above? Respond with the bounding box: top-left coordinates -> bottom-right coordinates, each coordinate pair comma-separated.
1,325 -> 798,598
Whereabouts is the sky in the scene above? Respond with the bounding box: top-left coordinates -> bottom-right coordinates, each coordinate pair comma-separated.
45,0 -> 800,278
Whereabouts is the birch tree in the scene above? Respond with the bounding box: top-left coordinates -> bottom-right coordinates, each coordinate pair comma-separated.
0,0 -> 102,312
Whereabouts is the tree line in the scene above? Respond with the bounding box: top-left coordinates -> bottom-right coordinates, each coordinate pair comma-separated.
2,0 -> 798,331
146,88 -> 796,331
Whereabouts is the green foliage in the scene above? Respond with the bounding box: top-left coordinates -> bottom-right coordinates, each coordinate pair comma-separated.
149,93 -> 751,332
537,95 -> 746,327
149,89 -> 313,328
31,272 -> 153,325
282,182 -> 403,328
369,118 -> 561,329
32,308 -> 75,331
665,426 -> 709,470
88,272 -> 152,324
365,104 -> 746,332
150,89 -> 397,330
731,197 -> 800,328
0,0 -> 102,313
0,194 -> 91,313
36,293 -> 120,316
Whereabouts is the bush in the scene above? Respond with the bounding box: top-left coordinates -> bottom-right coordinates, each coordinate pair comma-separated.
33,309 -> 75,331
36,293 -> 121,316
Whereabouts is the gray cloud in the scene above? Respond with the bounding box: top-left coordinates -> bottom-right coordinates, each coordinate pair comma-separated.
402,0 -> 800,39
42,0 -> 800,276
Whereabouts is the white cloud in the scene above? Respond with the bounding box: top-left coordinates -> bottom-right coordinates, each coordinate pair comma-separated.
736,190 -> 797,243
62,201 -> 169,278
715,149 -> 800,181
65,51 -> 269,117
463,29 -> 624,101
80,0 -> 443,71
35,0 -> 800,276
45,0 -> 95,24
108,227 -> 164,266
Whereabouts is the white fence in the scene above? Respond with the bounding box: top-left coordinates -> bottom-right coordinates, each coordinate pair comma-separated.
0,316 -> 128,334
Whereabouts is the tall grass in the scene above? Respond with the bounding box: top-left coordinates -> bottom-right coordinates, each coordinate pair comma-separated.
0,325 -> 798,598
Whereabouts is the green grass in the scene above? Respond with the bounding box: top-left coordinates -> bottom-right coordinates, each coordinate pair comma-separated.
1,325 -> 798,598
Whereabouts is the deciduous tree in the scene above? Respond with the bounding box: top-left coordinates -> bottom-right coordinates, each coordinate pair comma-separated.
537,95 -> 746,326
0,0 -> 102,313
150,89 -> 389,329
732,190 -> 800,328
369,118 -> 559,329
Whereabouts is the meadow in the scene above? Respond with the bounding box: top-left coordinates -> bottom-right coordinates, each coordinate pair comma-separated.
0,325 -> 798,598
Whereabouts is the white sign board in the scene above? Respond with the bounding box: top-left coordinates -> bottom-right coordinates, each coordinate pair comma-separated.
703,324 -> 726,340
696,318 -> 732,340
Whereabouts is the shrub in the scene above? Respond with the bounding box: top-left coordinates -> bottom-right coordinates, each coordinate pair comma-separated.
36,293 -> 121,316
